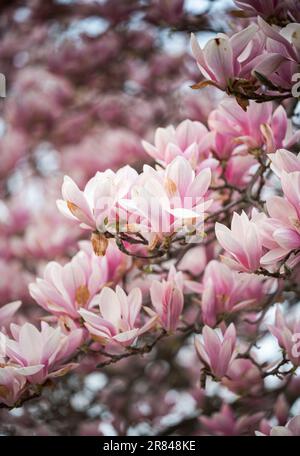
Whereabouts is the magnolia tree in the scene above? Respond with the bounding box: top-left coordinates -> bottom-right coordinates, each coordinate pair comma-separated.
1,0 -> 300,437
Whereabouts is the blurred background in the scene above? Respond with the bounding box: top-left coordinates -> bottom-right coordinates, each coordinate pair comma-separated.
0,0 -> 236,436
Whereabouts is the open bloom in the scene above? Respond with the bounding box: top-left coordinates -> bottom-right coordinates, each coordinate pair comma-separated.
142,119 -> 213,168
269,149 -> 300,177
126,156 -> 212,240
215,211 -> 263,272
268,307 -> 300,366
0,301 -> 21,328
57,166 -> 138,232
190,25 -> 259,90
260,171 -> 300,269
29,245 -> 109,322
201,260 -> 266,327
148,266 -> 184,332
79,239 -> 130,284
79,286 -> 156,346
209,98 -> 300,159
2,322 -> 83,384
254,18 -> 300,90
58,156 -> 211,245
195,324 -> 237,379
256,416 -> 300,436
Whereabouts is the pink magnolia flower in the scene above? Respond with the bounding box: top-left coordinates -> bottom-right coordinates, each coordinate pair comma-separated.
269,149 -> 300,177
142,120 -> 213,168
195,324 -> 237,379
2,321 -> 83,384
78,239 -> 130,285
215,211 -> 263,272
58,156 -> 212,244
234,0 -> 300,22
258,19 -> 300,64
57,165 -> 138,232
254,19 -> 300,90
29,245 -> 109,322
201,260 -> 265,327
0,301 -> 21,328
190,24 -> 259,90
268,306 -> 300,366
222,358 -> 263,395
223,154 -> 256,189
147,266 -> 184,332
79,286 -> 156,346
209,98 -> 299,159
200,403 -> 263,436
260,171 -> 300,268
0,365 -> 43,407
127,156 -> 212,239
256,416 -> 300,436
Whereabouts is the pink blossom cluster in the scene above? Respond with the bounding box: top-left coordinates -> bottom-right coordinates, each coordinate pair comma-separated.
191,15 -> 300,105
2,0 -> 300,438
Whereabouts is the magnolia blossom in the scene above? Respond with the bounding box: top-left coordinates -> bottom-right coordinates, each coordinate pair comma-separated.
195,324 -> 237,379
0,365 -> 42,407
222,358 -> 263,395
200,404 -> 263,436
215,211 -> 263,272
234,0 -> 300,22
79,239 -> 130,284
260,171 -> 300,269
269,148 -> 300,177
223,154 -> 256,188
79,286 -> 156,346
126,156 -> 212,240
268,307 -> 300,366
0,301 -> 21,328
142,119 -> 213,168
201,260 -> 266,327
209,98 -> 300,159
255,19 -> 300,89
256,416 -> 300,436
2,322 -> 83,384
58,156 -> 212,244
57,166 -> 138,232
29,245 -> 109,322
190,25 -> 259,90
147,266 -> 184,332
